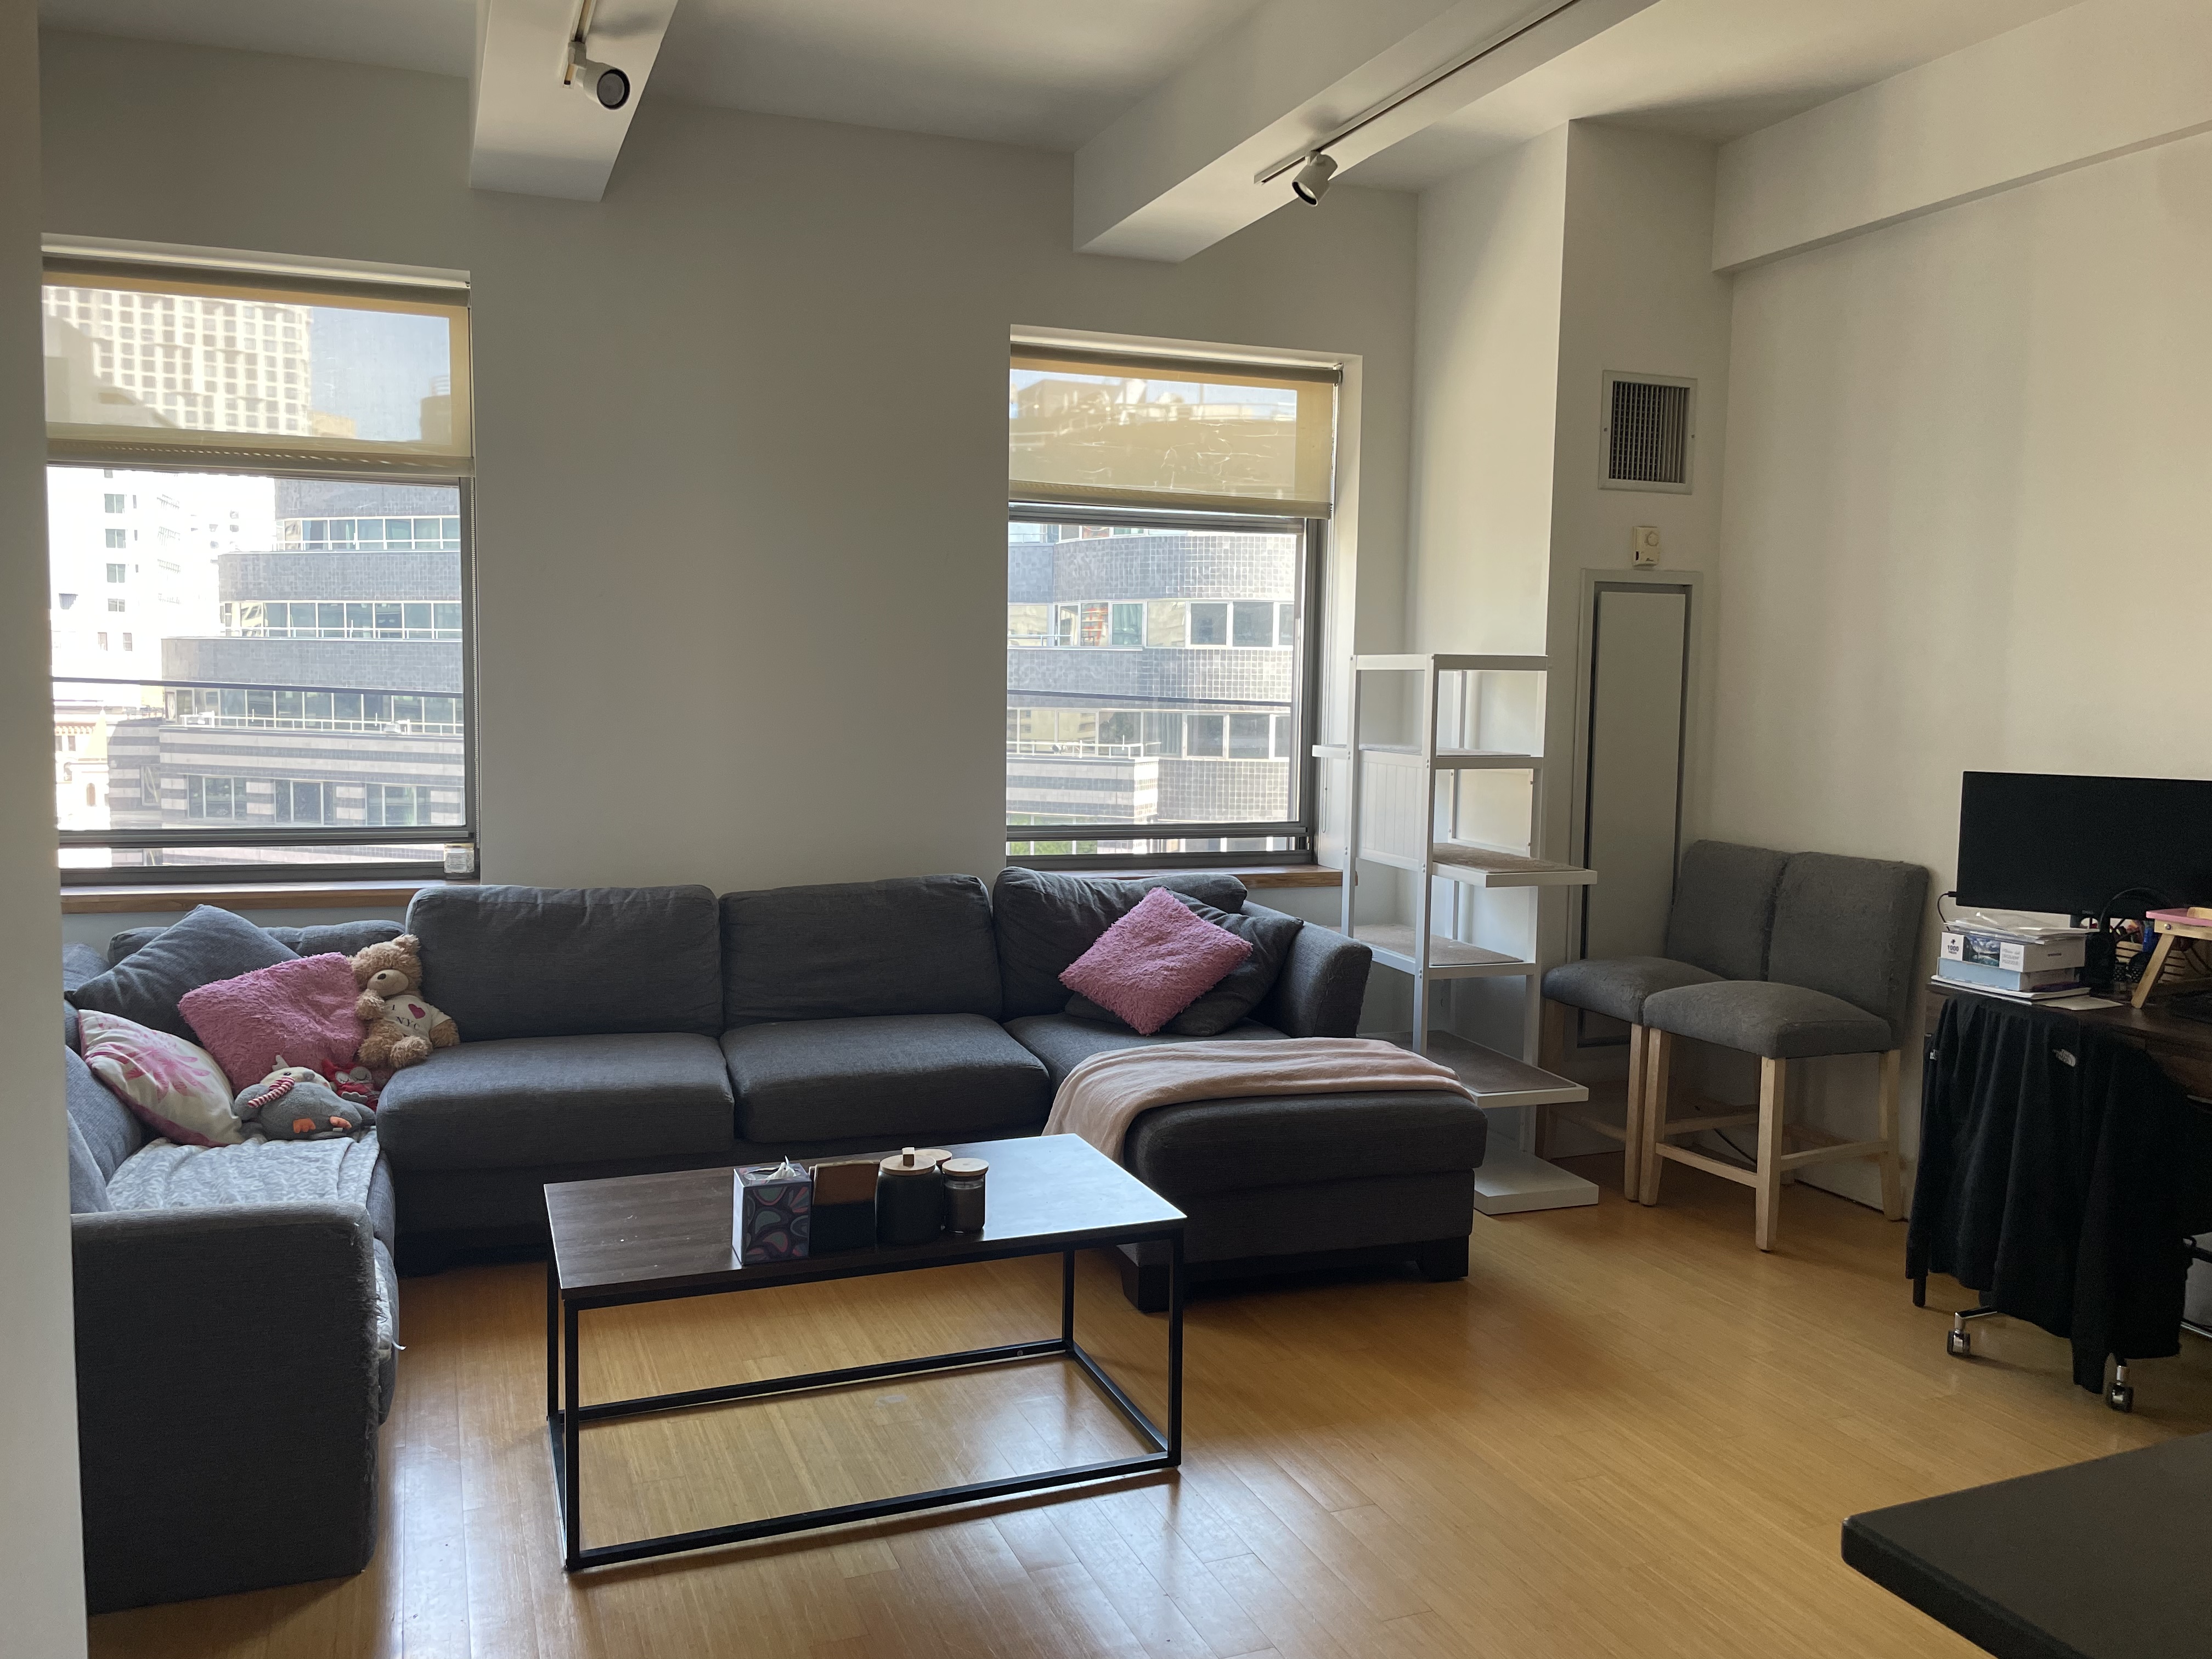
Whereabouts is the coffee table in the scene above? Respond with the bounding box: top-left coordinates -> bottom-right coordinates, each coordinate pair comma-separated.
543,1134 -> 1186,1571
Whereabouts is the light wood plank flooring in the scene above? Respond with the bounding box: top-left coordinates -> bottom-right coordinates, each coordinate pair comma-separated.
90,1155 -> 2212,1659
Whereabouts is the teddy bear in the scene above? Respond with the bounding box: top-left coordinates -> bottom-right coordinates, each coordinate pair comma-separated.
351,934 -> 460,1071
236,1064 -> 374,1141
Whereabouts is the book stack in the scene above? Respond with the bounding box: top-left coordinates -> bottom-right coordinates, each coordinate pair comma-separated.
1935,922 -> 2092,1001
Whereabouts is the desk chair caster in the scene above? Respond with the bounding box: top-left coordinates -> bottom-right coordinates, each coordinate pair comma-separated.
1947,1327 -> 1971,1358
2107,1362 -> 2135,1413
1946,1305 -> 2000,1358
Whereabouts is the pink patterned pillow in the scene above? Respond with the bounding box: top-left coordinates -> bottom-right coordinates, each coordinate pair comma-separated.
78,1009 -> 242,1146
179,952 -> 365,1091
1059,886 -> 1254,1035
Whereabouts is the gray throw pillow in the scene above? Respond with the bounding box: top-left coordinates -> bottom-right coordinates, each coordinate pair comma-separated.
991,866 -> 1250,1019
1065,895 -> 1304,1037
68,904 -> 297,1040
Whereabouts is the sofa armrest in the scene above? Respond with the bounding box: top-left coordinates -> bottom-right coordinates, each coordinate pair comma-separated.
1248,904 -> 1371,1037
73,1203 -> 382,1612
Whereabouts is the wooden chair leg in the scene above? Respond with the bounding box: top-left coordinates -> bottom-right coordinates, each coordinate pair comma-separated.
1638,1028 -> 1672,1206
1876,1047 -> 1904,1221
1779,1057 -> 1798,1185
1622,1023 -> 1646,1198
1754,1056 -> 1788,1251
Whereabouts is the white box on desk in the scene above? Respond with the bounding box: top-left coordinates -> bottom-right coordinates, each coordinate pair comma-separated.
1941,928 -> 2085,974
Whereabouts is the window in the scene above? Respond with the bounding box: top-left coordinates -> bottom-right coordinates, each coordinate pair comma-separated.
47,248 -> 474,883
1006,340 -> 1335,863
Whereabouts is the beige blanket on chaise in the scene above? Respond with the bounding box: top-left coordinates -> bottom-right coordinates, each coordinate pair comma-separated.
1043,1038 -> 1477,1166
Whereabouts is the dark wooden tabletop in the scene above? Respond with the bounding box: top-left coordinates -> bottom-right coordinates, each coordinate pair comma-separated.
1843,1433 -> 2212,1659
545,1134 -> 1184,1297
1925,981 -> 2212,1064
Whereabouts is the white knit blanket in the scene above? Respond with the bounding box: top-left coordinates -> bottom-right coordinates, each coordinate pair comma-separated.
108,1128 -> 381,1215
1043,1039 -> 1476,1165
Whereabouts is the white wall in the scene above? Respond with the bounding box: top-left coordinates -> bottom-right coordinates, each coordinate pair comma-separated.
1,4 -> 89,1651
1713,123 -> 2212,1199
38,29 -> 1417,896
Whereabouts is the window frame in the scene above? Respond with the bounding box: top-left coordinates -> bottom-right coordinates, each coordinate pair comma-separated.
53,458 -> 479,886
1005,500 -> 1322,872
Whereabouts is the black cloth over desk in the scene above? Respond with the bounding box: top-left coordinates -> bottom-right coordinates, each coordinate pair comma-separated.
1907,994 -> 2212,1391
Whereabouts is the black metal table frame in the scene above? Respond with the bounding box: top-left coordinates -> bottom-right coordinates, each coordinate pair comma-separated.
545,1227 -> 1184,1571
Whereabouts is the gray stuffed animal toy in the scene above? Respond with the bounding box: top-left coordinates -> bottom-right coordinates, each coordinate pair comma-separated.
235,1064 -> 373,1142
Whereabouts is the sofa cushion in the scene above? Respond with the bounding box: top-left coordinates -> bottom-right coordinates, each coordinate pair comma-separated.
723,1014 -> 1050,1144
375,1033 -> 736,1171
1060,888 -> 1252,1035
1542,956 -> 1723,1025
108,918 -> 403,968
70,905 -> 296,1040
67,1116 -> 112,1214
991,867 -> 1250,1020
406,884 -> 723,1041
720,875 -> 1001,1027
1641,980 -> 1892,1060
78,1011 -> 245,1147
178,953 -> 365,1090
1069,897 -> 1305,1037
1003,1012 -> 1285,1088
66,1041 -> 143,1181
1126,1090 -> 1488,1200
64,941 -> 110,991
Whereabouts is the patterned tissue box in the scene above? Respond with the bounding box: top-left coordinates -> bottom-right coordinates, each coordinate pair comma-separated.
735,1160 -> 812,1264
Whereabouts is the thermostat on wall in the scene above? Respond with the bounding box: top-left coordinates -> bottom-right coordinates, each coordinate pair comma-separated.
1631,525 -> 1662,567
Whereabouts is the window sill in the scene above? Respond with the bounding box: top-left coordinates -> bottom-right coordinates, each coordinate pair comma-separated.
1063,863 -> 1342,889
60,878 -> 449,915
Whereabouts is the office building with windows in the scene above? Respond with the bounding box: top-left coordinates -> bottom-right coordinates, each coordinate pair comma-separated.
1007,522 -> 1301,842
103,478 -> 465,857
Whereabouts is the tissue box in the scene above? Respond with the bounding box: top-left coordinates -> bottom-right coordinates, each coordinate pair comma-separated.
735,1163 -> 811,1264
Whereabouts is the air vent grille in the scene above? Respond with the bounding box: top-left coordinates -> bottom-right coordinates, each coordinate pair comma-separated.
1602,374 -> 1693,493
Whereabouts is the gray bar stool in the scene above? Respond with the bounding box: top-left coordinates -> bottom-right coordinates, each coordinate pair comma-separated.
1637,851 -> 1927,1249
1538,842 -> 1787,1193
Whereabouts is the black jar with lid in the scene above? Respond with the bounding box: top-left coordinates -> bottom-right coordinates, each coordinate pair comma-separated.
875,1146 -> 949,1245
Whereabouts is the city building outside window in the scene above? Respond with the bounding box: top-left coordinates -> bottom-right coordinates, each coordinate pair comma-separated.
44,250 -> 473,882
1006,341 -> 1336,864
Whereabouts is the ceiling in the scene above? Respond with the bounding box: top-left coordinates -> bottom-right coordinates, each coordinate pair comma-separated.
38,0 -> 2079,162
37,0 -> 2087,242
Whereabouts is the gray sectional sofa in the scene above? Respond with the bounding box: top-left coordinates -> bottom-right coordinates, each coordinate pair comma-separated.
62,927 -> 402,1615
382,868 -> 1485,1301
59,866 -> 1486,1610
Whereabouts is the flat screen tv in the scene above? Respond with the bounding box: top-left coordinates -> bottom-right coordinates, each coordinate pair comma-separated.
1956,771 -> 2212,917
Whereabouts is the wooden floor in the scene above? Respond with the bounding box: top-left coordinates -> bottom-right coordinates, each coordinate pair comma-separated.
91,1155 -> 2212,1659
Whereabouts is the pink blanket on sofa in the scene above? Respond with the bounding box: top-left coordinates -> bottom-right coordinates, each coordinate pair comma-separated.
1043,1038 -> 1476,1166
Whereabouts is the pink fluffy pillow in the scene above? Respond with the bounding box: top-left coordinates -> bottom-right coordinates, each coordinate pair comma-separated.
179,952 -> 366,1090
1059,886 -> 1254,1035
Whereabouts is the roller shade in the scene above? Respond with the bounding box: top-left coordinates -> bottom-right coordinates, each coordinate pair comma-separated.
42,260 -> 472,477
1010,347 -> 1336,518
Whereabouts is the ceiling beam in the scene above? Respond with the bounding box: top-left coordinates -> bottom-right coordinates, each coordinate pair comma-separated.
1073,0 -> 1658,263
471,0 -> 679,201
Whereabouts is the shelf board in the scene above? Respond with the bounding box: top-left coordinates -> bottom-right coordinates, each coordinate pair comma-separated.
1429,844 -> 1598,888
1350,923 -> 1537,980
1373,1031 -> 1586,1108
1469,1144 -> 1601,1215
1352,653 -> 1550,673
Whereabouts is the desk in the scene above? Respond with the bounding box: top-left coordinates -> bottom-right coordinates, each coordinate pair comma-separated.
1923,984 -> 2212,1099
1843,1433 -> 2212,1659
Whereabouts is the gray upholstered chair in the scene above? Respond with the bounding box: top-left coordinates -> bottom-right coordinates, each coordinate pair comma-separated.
1637,850 -> 1928,1250
1538,841 -> 1788,1192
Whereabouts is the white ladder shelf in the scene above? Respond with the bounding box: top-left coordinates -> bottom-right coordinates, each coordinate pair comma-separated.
1322,653 -> 1600,1214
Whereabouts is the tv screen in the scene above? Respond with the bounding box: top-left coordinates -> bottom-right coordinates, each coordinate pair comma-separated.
1956,771 -> 2212,917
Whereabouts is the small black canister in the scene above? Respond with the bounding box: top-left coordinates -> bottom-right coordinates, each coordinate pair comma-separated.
943,1158 -> 988,1232
876,1146 -> 948,1245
